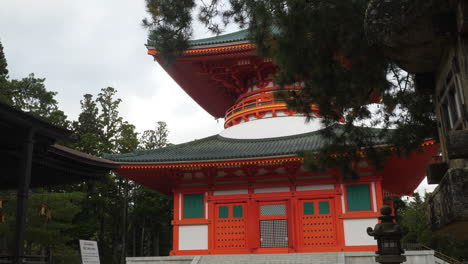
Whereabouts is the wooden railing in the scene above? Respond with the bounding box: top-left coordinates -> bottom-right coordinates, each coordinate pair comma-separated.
402,243 -> 464,264
432,250 -> 464,264
225,92 -> 283,120
0,254 -> 51,264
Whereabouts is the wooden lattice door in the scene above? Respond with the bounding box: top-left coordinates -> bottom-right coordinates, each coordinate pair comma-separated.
214,203 -> 247,250
299,199 -> 337,249
258,202 -> 289,248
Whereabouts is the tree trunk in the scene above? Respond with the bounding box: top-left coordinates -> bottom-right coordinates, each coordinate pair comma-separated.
140,224 -> 145,256
0,235 -> 6,254
132,226 -> 136,257
153,230 -> 159,256
99,211 -> 105,250
121,179 -> 129,264
25,241 -> 32,255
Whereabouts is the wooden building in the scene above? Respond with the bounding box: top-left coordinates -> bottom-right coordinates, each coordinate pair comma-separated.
106,30 -> 438,256
0,102 -> 118,263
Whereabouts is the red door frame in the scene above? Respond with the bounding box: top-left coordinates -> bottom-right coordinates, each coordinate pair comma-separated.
212,200 -> 250,254
296,197 -> 338,251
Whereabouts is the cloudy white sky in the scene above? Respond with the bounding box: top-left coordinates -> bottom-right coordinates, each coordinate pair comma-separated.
0,0 -> 436,194
0,0 -> 226,144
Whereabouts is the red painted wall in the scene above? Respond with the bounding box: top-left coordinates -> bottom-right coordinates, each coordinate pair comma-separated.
170,177 -> 381,255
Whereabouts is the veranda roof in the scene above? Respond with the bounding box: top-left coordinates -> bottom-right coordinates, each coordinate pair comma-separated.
106,126 -> 438,196
187,29 -> 249,47
0,102 -> 118,189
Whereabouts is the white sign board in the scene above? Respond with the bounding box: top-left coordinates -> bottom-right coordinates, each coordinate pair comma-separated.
79,240 -> 100,264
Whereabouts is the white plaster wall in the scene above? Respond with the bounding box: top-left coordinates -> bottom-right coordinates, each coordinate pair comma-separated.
254,186 -> 290,193
296,184 -> 334,191
343,218 -> 378,246
213,189 -> 248,195
178,225 -> 208,250
220,116 -> 323,139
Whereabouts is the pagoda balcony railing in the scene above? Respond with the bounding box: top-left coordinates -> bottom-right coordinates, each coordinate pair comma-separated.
224,91 -> 319,128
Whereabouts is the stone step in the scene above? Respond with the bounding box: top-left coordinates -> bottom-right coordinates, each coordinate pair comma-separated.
126,250 -> 440,264
198,252 -> 342,264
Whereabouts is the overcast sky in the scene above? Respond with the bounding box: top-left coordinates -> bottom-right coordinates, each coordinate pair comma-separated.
0,0 -> 436,194
0,0 -> 225,144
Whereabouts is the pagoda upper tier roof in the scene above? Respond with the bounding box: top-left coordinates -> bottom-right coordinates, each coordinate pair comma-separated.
147,30 -> 267,118
106,126 -> 387,163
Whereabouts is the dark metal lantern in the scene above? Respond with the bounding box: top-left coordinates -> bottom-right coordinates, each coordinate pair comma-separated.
367,204 -> 406,263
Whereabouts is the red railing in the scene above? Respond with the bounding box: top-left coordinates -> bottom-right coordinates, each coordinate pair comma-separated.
225,92 -> 283,120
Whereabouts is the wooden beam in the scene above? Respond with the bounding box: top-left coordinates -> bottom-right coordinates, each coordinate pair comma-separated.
457,1 -> 468,34
13,128 -> 34,264
414,72 -> 435,94
426,162 -> 448,184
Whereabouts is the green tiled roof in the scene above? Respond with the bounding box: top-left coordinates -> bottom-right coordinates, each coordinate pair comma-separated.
105,127 -> 386,163
188,29 -> 249,47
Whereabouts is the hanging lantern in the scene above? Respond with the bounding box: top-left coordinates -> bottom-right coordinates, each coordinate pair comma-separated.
39,204 -> 47,216
46,208 -> 52,220
0,199 -> 7,209
367,204 -> 406,264
39,204 -> 52,220
0,199 -> 6,223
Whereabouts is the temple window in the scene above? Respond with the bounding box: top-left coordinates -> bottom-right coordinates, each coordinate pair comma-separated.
346,184 -> 372,211
233,205 -> 243,218
319,201 -> 330,214
218,205 -> 244,218
303,202 -> 315,215
218,206 -> 229,218
260,204 -> 286,216
439,68 -> 465,131
183,193 -> 204,218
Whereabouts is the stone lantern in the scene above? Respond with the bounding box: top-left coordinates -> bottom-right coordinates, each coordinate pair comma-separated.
367,204 -> 406,264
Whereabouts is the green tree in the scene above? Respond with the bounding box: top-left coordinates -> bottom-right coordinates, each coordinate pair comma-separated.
70,87 -> 125,263
399,193 -> 468,261
0,41 -> 10,104
0,41 -> 7,79
0,41 -> 68,127
117,122 -> 139,153
128,122 -> 172,257
0,41 -> 160,263
139,121 -> 169,150
128,187 -> 172,257
0,39 -> 173,262
70,87 -> 165,264
0,190 -> 86,264
142,0 -> 437,172
97,87 -> 123,154
8,74 -> 69,127
71,94 -> 103,155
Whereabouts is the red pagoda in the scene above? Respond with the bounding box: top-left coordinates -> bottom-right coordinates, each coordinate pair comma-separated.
107,30 -> 438,257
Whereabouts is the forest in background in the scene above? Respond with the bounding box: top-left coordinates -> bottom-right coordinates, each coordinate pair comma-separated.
1,36 -> 468,263
0,41 -> 172,264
